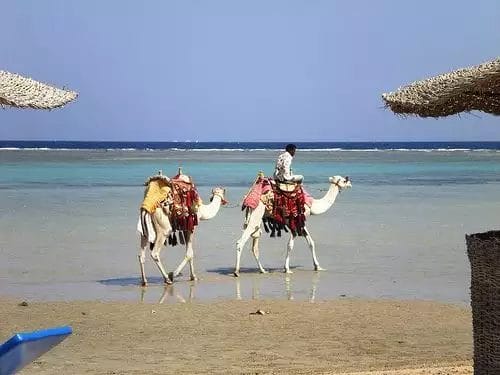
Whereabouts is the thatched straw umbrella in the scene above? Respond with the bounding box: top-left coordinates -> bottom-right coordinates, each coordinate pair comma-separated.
0,70 -> 77,110
382,58 -> 500,118
383,57 -> 500,374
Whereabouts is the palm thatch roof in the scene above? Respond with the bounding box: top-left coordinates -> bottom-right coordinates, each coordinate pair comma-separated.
0,70 -> 77,110
382,58 -> 500,118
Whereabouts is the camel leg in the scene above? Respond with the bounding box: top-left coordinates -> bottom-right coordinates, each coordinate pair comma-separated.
171,231 -> 197,281
234,203 -> 266,277
187,231 -> 198,281
284,234 -> 296,274
139,235 -> 149,286
234,229 -> 250,277
251,234 -> 267,274
304,227 -> 325,271
150,232 -> 172,285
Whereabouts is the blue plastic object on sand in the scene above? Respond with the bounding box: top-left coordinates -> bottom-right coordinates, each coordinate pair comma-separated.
0,326 -> 72,375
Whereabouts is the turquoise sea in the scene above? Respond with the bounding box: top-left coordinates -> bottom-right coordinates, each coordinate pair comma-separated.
1,142 -> 499,304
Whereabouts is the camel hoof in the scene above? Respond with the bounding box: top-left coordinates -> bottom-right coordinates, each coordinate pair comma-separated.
284,270 -> 293,274
190,275 -> 198,281
164,277 -> 173,285
259,269 -> 268,274
314,266 -> 326,272
233,271 -> 240,277
141,281 -> 148,287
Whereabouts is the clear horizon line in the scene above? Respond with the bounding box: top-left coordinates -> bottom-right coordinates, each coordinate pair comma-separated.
2,139 -> 500,143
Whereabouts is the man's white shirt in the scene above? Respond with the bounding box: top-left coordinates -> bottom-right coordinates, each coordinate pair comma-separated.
274,151 -> 293,181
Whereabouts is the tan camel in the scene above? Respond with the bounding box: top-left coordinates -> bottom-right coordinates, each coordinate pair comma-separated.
234,176 -> 351,276
137,172 -> 226,286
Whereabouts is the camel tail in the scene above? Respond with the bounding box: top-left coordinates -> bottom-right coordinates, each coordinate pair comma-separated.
243,207 -> 250,229
140,209 -> 150,241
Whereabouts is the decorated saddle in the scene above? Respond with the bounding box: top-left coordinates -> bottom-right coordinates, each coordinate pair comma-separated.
141,170 -> 201,246
242,173 -> 313,237
141,173 -> 171,214
169,172 -> 201,234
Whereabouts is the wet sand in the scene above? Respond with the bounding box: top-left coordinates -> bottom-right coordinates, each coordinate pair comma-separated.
0,298 -> 472,374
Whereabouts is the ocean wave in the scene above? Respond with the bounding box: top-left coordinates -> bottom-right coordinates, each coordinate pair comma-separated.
0,147 -> 80,151
1,146 -> 500,152
434,148 -> 471,152
105,148 -> 138,151
172,148 -> 279,151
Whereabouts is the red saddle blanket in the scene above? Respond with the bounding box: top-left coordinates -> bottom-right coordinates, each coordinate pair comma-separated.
242,177 -> 310,237
169,175 -> 200,234
267,182 -> 307,237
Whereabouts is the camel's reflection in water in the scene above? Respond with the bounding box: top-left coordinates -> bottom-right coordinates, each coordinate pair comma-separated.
235,272 -> 321,302
139,272 -> 322,304
140,282 -> 197,304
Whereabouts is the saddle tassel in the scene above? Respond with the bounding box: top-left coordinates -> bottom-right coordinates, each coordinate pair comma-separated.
263,219 -> 270,233
270,221 -> 276,237
168,233 -> 178,246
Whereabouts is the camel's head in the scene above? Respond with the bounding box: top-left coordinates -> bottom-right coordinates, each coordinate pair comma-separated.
211,187 -> 228,205
329,176 -> 352,190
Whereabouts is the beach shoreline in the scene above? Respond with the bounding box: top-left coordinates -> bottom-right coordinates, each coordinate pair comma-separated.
0,297 -> 472,374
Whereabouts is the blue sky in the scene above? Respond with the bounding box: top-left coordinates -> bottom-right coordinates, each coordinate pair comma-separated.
1,1 -> 499,141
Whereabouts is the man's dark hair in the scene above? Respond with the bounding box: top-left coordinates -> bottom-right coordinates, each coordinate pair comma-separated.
285,144 -> 297,153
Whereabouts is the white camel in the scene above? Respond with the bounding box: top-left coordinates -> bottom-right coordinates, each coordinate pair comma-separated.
138,183 -> 226,286
234,176 -> 351,276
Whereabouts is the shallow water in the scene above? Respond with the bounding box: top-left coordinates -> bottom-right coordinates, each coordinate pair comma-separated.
1,149 -> 499,304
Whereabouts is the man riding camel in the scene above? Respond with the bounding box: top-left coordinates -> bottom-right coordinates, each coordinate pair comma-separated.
274,144 -> 303,183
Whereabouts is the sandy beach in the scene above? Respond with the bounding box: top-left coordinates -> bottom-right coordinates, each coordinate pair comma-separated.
0,298 -> 472,374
